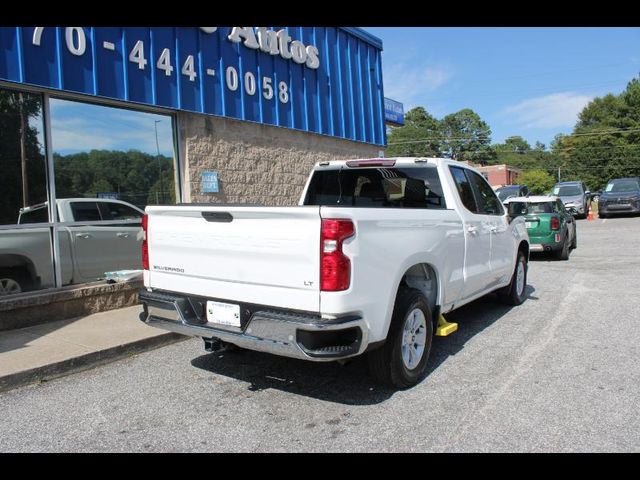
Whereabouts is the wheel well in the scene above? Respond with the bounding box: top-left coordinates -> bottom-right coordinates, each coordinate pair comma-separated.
0,255 -> 36,282
398,263 -> 438,327
518,241 -> 530,261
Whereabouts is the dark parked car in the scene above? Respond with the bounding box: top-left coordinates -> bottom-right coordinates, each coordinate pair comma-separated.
551,181 -> 590,219
496,184 -> 530,203
598,177 -> 640,218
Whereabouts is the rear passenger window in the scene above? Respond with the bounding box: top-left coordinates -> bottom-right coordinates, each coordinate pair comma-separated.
70,202 -> 101,222
98,202 -> 142,221
449,166 -> 478,213
466,170 -> 504,215
304,166 -> 446,209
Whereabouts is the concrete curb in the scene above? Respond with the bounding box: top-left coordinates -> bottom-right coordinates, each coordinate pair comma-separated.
0,332 -> 187,393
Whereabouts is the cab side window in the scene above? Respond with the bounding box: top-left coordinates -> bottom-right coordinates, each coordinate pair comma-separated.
466,170 -> 505,215
70,202 -> 102,222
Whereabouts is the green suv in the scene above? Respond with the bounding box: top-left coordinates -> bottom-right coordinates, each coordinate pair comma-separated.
505,196 -> 577,260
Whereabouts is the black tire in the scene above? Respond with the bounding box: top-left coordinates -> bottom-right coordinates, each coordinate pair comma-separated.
367,288 -> 433,389
555,237 -> 570,260
0,268 -> 30,296
498,251 -> 528,306
570,227 -> 577,249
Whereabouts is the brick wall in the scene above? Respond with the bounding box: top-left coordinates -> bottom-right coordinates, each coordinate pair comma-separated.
179,112 -> 381,205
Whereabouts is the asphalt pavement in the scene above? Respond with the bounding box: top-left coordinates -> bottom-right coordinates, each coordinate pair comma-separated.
1,215 -> 639,452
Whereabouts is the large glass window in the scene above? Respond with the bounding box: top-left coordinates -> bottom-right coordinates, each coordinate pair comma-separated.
50,99 -> 177,286
0,88 -> 55,296
304,166 -> 446,209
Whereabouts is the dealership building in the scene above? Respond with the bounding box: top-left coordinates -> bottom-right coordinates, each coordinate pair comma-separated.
0,26 -> 389,320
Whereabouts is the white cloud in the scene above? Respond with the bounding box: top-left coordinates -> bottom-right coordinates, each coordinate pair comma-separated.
501,92 -> 594,129
383,62 -> 453,106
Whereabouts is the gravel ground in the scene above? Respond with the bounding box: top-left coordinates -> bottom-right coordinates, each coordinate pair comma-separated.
1,214 -> 639,452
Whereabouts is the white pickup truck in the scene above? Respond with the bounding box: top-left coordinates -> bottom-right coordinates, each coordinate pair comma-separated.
139,158 -> 530,387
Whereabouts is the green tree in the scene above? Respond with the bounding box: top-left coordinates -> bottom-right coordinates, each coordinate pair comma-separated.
386,107 -> 442,157
0,90 -> 47,225
554,75 -> 640,190
518,169 -> 556,195
503,136 -> 531,153
440,109 -> 496,165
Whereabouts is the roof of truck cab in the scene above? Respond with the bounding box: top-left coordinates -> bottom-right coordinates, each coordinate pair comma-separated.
314,157 -> 470,168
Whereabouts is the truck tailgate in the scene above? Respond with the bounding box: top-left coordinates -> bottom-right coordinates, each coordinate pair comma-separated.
145,205 -> 321,312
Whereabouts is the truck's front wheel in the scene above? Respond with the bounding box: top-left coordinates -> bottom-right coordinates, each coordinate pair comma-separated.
367,288 -> 433,389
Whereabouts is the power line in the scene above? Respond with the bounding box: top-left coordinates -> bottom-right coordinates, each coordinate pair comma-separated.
388,127 -> 640,146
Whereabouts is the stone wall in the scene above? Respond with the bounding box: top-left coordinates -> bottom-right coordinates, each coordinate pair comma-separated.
179,112 -> 383,205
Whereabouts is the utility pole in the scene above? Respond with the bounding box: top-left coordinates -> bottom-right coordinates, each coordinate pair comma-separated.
19,92 -> 29,208
154,120 -> 164,204
558,166 -> 561,182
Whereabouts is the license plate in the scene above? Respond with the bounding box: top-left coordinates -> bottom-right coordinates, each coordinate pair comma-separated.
525,222 -> 533,228
206,301 -> 241,327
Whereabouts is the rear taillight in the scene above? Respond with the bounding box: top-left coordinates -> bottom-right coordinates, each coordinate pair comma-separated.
320,219 -> 355,291
551,216 -> 560,230
142,214 -> 149,270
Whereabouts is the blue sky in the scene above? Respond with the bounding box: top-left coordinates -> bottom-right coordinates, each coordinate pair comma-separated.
366,27 -> 640,148
50,99 -> 176,157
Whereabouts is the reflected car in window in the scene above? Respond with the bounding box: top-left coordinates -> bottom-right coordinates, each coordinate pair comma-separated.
1,198 -> 144,295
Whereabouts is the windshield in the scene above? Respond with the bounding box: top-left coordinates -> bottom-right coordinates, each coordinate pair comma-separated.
553,185 -> 582,196
605,180 -> 640,193
497,187 -> 519,202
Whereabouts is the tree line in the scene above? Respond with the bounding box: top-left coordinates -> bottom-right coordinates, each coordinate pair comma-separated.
386,75 -> 640,194
54,150 -> 175,209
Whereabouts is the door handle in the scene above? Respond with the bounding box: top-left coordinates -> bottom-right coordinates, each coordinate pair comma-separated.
117,233 -> 130,238
490,225 -> 498,233
75,233 -> 92,239
467,225 -> 478,234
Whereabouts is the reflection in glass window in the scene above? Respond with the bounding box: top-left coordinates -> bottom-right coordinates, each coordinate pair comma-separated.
0,88 -> 55,296
98,202 -> 143,221
70,202 -> 102,222
50,99 -> 177,210
50,99 -> 177,285
0,90 -> 48,225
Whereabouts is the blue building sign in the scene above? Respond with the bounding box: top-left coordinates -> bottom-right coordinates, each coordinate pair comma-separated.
0,26 -> 386,145
384,97 -> 404,126
97,192 -> 119,200
201,171 -> 219,193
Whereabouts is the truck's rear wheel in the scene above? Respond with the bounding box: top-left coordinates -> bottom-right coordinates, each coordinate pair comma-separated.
0,269 -> 29,296
367,288 -> 433,389
498,251 -> 528,306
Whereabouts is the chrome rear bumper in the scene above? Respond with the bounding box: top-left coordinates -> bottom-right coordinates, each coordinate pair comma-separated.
138,289 -> 368,362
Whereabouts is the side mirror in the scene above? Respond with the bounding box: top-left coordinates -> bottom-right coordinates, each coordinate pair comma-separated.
585,190 -> 591,195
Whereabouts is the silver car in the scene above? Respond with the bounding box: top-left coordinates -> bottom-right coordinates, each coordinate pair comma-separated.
551,181 -> 590,219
